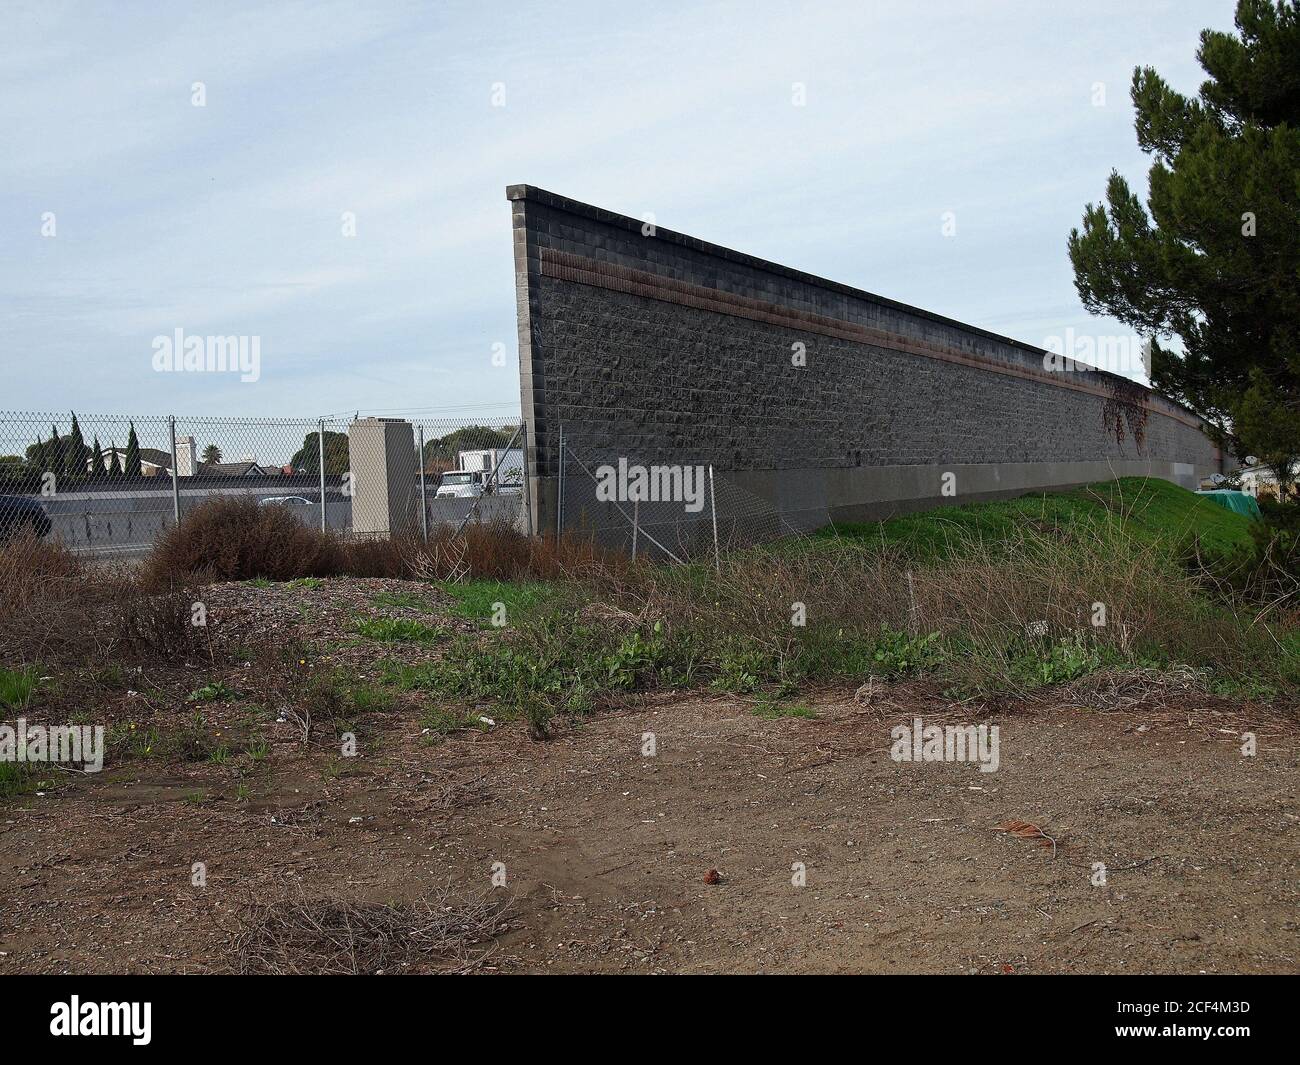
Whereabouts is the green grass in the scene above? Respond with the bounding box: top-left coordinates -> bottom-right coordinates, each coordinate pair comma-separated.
750,697 -> 817,720
354,617 -> 446,643
0,666 -> 38,710
287,577 -> 323,589
346,682 -> 396,713
440,579 -> 555,626
819,477 -> 1255,562
1071,478 -> 1257,557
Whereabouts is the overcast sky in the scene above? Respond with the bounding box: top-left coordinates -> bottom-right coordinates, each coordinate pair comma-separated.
0,0 -> 1234,419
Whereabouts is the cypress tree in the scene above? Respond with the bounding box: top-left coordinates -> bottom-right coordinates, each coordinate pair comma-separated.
124,422 -> 142,478
64,412 -> 88,480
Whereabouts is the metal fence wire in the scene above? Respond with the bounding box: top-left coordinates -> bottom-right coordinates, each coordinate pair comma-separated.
0,411 -> 524,558
557,436 -> 824,564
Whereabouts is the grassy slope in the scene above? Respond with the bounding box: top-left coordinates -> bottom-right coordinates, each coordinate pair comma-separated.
819,477 -> 1254,560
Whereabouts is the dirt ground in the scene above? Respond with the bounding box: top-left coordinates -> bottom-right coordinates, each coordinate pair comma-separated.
2,579 -> 1297,975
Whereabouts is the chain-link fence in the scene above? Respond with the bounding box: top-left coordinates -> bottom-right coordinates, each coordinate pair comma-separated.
0,411 -> 524,557
3,411 -> 832,563
557,435 -> 828,565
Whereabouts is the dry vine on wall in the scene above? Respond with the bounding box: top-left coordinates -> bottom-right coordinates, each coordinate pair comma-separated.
1101,377 -> 1150,453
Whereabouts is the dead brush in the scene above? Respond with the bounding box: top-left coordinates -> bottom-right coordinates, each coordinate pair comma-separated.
0,535 -> 213,667
230,883 -> 512,975
591,542 -> 914,658
0,535 -> 95,663
337,533 -> 425,578
431,520 -> 624,580
112,582 -> 215,660
891,519 -> 1276,685
142,503 -> 623,584
410,531 -> 470,583
144,495 -> 343,584
1054,664 -> 1210,711
429,771 -> 490,812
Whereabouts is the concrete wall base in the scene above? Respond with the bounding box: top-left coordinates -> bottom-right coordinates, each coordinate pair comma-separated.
544,458 -> 1214,539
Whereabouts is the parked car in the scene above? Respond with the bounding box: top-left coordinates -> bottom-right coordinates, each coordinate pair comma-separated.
0,495 -> 52,540
258,495 -> 315,507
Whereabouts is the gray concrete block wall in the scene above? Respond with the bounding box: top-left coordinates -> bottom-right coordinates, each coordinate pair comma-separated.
509,185 -> 1222,532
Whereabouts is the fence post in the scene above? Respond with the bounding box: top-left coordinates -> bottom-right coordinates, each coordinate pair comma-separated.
520,421 -> 533,537
318,419 -> 327,533
169,416 -> 181,526
417,425 -> 428,542
556,424 -> 565,537
709,465 -> 720,576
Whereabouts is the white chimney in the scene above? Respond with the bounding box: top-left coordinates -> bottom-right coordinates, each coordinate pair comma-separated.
176,435 -> 198,477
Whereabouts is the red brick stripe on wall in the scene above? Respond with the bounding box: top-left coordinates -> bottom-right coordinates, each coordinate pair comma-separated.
538,248 -> 1205,434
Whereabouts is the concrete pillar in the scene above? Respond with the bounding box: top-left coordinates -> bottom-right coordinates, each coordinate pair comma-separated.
348,418 -> 418,538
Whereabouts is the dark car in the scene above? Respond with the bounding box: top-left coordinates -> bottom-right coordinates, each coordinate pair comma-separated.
0,495 -> 52,540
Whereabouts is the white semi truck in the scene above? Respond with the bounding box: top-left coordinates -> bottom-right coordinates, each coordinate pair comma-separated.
435,448 -> 524,498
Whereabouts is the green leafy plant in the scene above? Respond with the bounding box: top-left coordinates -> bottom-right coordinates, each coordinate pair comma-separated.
188,681 -> 238,703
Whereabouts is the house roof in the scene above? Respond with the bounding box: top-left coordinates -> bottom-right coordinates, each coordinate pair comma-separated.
200,461 -> 268,476
103,446 -> 171,468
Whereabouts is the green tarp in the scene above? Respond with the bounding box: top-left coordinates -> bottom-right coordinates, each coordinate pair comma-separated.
1196,490 -> 1262,520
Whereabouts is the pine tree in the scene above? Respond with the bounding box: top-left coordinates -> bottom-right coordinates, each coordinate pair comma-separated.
124,422 -> 142,478
1068,0 -> 1300,493
108,442 -> 123,478
91,435 -> 107,477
